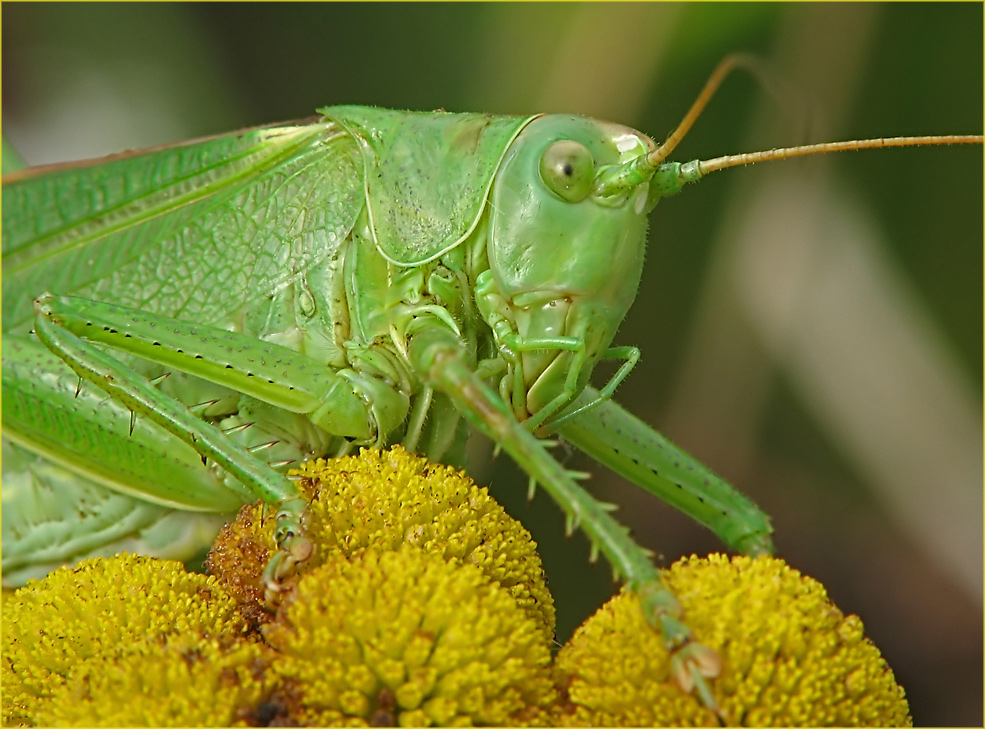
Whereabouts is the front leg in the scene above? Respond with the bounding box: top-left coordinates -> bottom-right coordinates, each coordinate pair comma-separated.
409,323 -> 725,713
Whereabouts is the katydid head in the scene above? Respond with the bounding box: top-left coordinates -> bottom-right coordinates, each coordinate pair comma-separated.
480,100 -> 981,427
484,115 -> 662,421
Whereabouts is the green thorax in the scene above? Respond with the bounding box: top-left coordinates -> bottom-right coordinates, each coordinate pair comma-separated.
318,106 -> 538,266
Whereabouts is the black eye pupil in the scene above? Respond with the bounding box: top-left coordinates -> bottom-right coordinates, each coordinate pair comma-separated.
540,140 -> 594,203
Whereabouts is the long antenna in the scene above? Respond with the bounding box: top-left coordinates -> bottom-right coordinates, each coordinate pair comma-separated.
596,55 -> 982,198
652,54 -> 984,172
680,134 -> 983,182
647,54 -> 772,168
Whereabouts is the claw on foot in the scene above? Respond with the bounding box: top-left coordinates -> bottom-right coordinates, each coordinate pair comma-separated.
671,641 -> 722,693
636,578 -> 724,717
261,497 -> 314,606
672,642 -> 723,718
262,535 -> 314,605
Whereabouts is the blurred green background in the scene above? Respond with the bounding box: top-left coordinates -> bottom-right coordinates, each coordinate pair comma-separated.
3,3 -> 981,724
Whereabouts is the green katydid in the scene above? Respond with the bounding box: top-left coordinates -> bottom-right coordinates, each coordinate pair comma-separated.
3,54 -> 981,708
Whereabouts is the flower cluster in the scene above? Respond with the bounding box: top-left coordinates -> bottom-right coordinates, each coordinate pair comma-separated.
2,446 -> 911,726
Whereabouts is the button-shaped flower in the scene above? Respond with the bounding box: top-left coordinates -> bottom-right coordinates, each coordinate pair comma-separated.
554,554 -> 911,726
1,554 -> 252,725
264,544 -> 556,726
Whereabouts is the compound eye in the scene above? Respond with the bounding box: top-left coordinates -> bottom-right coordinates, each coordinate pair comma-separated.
539,140 -> 595,203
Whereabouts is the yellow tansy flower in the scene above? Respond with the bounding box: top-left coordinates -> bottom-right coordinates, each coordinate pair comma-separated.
1,553 -> 249,726
554,553 -> 911,727
207,445 -> 555,640
32,639 -> 275,726
263,545 -> 557,726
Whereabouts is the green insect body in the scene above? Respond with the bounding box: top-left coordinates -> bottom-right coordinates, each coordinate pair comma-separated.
14,94 -> 976,706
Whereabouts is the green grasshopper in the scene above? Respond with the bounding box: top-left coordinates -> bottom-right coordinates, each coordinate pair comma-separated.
3,56 -> 980,708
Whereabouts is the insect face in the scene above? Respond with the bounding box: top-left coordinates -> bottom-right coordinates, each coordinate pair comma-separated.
485,115 -> 657,419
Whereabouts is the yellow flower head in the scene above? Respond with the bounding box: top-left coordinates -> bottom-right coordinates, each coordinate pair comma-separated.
263,545 -> 557,726
208,445 -> 555,639
31,639 -> 275,727
555,554 -> 911,727
1,553 -> 250,726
